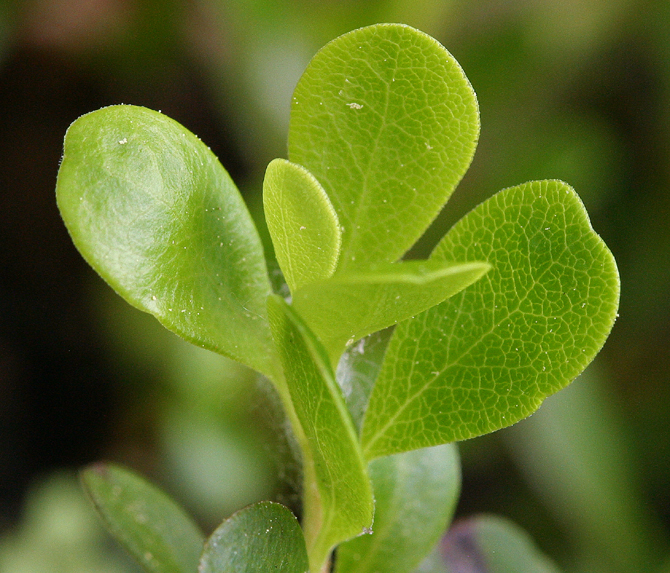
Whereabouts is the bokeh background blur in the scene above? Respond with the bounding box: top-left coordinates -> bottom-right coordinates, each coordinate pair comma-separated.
1,1 -> 669,572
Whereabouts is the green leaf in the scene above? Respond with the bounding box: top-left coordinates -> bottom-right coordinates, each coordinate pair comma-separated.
263,159 -> 341,293
439,515 -> 562,573
267,295 -> 374,571
293,260 -> 490,364
199,501 -> 309,573
361,180 -> 620,459
335,444 -> 460,573
288,23 -> 479,270
56,105 -> 277,379
81,463 -> 203,573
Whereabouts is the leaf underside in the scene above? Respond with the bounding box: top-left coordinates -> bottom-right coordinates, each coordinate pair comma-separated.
362,180 -> 620,460
293,260 -> 490,365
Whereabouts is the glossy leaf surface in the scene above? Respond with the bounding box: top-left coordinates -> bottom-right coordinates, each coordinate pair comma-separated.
81,463 -> 203,573
56,105 -> 277,378
335,444 -> 460,573
199,502 -> 308,573
293,261 -> 490,364
362,180 -> 620,459
267,295 -> 374,570
289,24 -> 479,270
264,158 -> 341,292
439,515 -> 562,573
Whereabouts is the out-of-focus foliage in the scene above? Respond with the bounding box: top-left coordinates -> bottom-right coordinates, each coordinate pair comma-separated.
94,286 -> 283,528
0,472 -> 141,573
426,514 -> 563,573
1,1 -> 670,572
505,368 -> 668,573
81,463 -> 204,573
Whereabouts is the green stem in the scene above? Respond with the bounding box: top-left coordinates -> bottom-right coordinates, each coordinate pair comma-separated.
268,370 -> 327,573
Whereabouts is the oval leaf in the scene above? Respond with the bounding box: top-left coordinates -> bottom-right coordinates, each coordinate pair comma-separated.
361,180 -> 620,459
263,158 -> 341,292
335,444 -> 460,573
56,105 -> 277,379
199,502 -> 308,573
289,23 -> 479,270
81,463 -> 203,573
267,295 -> 374,571
293,261 -> 490,365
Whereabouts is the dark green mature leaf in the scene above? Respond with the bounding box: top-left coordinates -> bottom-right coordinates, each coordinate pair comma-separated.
438,516 -> 562,573
335,444 -> 460,573
293,261 -> 490,365
264,159 -> 341,293
56,105 -> 278,379
199,502 -> 309,573
289,23 -> 479,270
81,463 -> 203,573
267,295 -> 374,571
361,180 -> 620,459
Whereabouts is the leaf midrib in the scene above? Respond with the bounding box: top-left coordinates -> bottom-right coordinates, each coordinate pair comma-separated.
339,53 -> 395,268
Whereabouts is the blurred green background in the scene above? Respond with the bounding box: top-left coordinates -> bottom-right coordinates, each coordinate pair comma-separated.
1,1 -> 669,572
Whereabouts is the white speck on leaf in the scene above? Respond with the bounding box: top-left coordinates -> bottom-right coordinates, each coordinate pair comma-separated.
118,138 -> 127,145
346,102 -> 363,110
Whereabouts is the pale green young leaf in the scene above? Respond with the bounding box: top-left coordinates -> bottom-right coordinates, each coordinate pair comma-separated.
81,463 -> 203,573
438,515 -> 563,573
335,444 -> 460,573
288,23 -> 479,270
267,295 -> 374,571
361,180 -> 620,460
263,158 -> 341,293
56,105 -> 278,379
199,502 -> 308,573
293,260 -> 490,365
